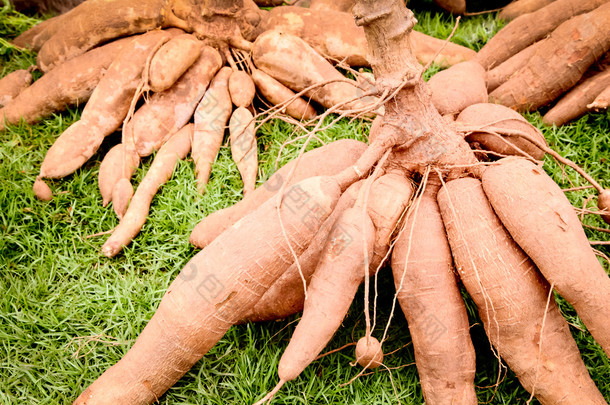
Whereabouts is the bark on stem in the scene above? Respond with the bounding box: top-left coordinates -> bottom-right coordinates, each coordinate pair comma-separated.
352,0 -> 477,179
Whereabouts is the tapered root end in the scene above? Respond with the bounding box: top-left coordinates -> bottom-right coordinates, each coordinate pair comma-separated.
253,380 -> 286,405
355,336 -> 383,369
33,178 -> 53,201
189,222 -> 211,249
101,241 -> 120,258
598,190 -> 610,225
112,179 -> 134,219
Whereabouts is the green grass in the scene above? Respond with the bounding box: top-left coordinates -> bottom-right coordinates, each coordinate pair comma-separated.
1,3 -> 609,405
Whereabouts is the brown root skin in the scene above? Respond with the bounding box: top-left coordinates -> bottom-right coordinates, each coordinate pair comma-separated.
262,6 -> 475,69
392,180 -> 477,405
439,177 -> 607,405
11,15 -> 64,51
102,124 -> 192,258
309,0 -> 356,13
228,70 -> 256,108
189,139 -> 366,249
367,171 -> 414,271
99,145 -> 125,207
111,178 -> 134,220
409,30 -> 476,68
0,36 -> 133,131
588,83 -> 610,110
36,0 -> 173,72
598,190 -> 610,225
0,69 -> 32,107
229,107 -> 258,196
78,176 -> 341,404
148,34 -> 202,93
456,103 -> 546,160
489,3 -> 610,112
99,144 -> 140,207
482,158 -> 610,357
476,0 -> 607,70
543,68 -> 610,126
262,6 -> 370,67
192,66 -> 233,193
33,178 -> 53,201
38,30 -> 172,180
498,0 -> 555,22
355,336 -> 383,369
241,171 -> 413,324
485,39 -> 544,93
132,45 -> 222,157
240,180 -> 363,323
433,0 -> 466,14
252,30 -> 378,112
186,0 -> 265,47
250,68 -> 318,120
428,60 -> 488,116
277,207 -> 375,384
29,0 -> 265,73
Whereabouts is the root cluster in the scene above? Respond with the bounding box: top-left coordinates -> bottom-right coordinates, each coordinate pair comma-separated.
0,0 -> 609,404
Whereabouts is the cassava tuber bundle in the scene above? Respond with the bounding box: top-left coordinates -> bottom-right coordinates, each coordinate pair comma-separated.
102,124 -> 193,257
479,0 -> 610,124
189,139 -> 366,249
4,1 -> 608,403
488,2 -> 610,112
476,0 -> 607,70
0,36 -> 132,131
252,30 -> 378,113
130,45 -> 222,157
76,176 -> 343,404
439,177 -> 606,404
34,30 -> 172,198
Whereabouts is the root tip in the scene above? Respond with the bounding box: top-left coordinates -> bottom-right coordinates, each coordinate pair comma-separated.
33,178 -> 53,201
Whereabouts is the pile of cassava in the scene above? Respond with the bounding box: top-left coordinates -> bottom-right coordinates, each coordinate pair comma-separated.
404,0 -> 610,126
1,0 -> 479,257
479,0 -> 610,125
1,0 -> 609,403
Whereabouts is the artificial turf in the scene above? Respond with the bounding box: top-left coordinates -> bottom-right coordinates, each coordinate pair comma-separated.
0,2 -> 609,404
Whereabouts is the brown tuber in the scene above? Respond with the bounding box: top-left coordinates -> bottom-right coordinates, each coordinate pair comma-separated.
489,3 -> 610,112
148,34 -> 203,93
456,103 -> 547,160
428,61 -> 487,116
498,0 -> 556,21
11,0 -> 607,403
0,69 -> 32,107
355,336 -> 383,369
228,70 -> 256,108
